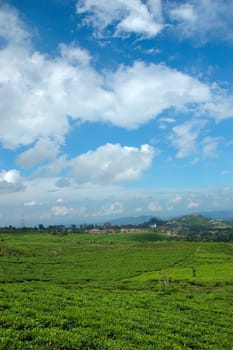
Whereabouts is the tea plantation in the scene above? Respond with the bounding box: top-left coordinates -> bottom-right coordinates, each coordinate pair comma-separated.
1,231 -> 233,349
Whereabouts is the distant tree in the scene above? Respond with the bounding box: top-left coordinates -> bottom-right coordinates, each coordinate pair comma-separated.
142,217 -> 164,228
38,224 -> 45,230
103,222 -> 112,230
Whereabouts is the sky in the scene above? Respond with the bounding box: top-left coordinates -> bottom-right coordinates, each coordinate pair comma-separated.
0,0 -> 233,226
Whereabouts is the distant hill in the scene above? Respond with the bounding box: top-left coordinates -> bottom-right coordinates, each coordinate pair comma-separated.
110,215 -> 153,226
167,214 -> 210,226
165,213 -> 233,241
109,212 -> 233,226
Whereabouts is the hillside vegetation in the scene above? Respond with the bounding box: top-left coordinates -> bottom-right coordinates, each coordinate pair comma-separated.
1,231 -> 233,349
165,214 -> 233,241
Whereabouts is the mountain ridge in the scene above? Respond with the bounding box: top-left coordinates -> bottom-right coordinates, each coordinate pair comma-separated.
109,210 -> 233,226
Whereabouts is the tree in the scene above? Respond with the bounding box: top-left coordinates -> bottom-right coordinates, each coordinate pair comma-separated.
38,224 -> 45,230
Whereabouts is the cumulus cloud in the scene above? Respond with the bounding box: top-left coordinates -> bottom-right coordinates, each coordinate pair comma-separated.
77,0 -> 233,44
104,61 -> 212,128
32,156 -> 67,179
168,0 -> 233,43
76,0 -> 164,38
16,142 -> 154,185
0,169 -> 20,183
20,142 -> 155,184
17,138 -> 60,169
0,4 -> 233,153
0,169 -> 24,193
59,43 -> 91,65
70,143 -> 155,184
0,47 -> 71,148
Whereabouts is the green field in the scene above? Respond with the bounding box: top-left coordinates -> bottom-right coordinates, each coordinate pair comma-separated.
1,231 -> 233,349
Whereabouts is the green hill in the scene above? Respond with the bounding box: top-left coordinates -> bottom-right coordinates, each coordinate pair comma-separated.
167,214 -> 209,226
166,214 -> 233,241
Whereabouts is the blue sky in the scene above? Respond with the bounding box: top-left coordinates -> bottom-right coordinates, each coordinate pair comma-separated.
0,0 -> 233,226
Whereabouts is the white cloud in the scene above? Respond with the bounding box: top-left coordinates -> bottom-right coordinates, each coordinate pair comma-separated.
202,137 -> 220,158
0,177 -> 232,226
0,169 -> 20,183
70,143 -> 155,184
104,62 -> 211,129
51,206 -> 76,217
187,200 -> 199,209
166,195 -> 182,210
76,0 -> 164,38
146,48 -> 161,54
159,117 -> 176,123
0,4 -> 233,153
170,119 -> 207,158
32,156 -> 67,178
0,45 -> 71,148
159,117 -> 176,129
51,205 -> 87,218
56,198 -> 65,204
17,138 -> 60,169
191,157 -> 199,165
77,0 -> 233,43
203,89 -> 233,122
136,207 -> 143,213
0,169 -> 24,193
171,122 -> 223,159
0,4 -> 29,45
24,200 -> 37,207
169,0 -> 233,43
169,3 -> 197,23
92,201 -> 124,217
16,142 -> 154,184
169,195 -> 182,205
148,201 -> 162,212
59,43 -> 91,65
103,63 -> 232,127
221,170 -> 233,175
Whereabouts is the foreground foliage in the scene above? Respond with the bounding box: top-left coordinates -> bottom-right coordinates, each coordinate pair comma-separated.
1,231 -> 233,349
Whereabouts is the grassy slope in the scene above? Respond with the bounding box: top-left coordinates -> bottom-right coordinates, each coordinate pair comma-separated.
1,232 -> 233,349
